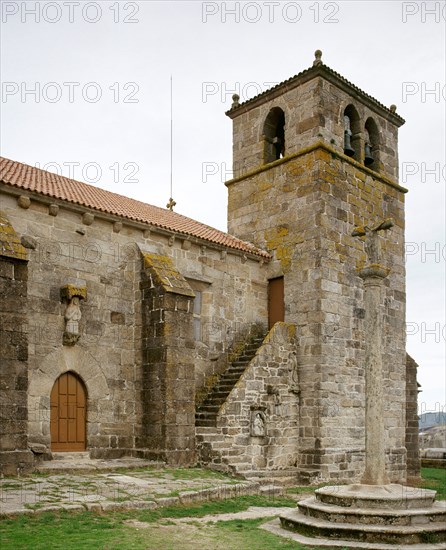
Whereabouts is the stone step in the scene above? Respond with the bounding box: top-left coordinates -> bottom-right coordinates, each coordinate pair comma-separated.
280,511 -> 446,545
195,420 -> 216,428
233,357 -> 252,364
316,484 -> 437,510
215,379 -> 240,387
196,405 -> 220,413
52,452 -> 90,460
207,387 -> 232,395
241,469 -> 299,488
219,374 -> 242,381
195,412 -> 216,418
198,396 -> 226,406
195,331 -> 266,428
299,496 -> 446,526
195,426 -> 217,434
225,367 -> 247,374
197,401 -> 224,411
211,391 -> 233,399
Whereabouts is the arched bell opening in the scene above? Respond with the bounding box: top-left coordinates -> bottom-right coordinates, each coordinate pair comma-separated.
50,371 -> 87,452
364,117 -> 380,172
263,107 -> 286,164
343,104 -> 361,162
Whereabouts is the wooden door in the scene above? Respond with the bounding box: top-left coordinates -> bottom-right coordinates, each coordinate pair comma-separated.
268,277 -> 285,330
50,372 -> 86,451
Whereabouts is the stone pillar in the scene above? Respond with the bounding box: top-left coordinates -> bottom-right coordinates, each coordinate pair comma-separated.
139,253 -> 196,466
359,265 -> 390,485
405,354 -> 421,482
0,213 -> 34,474
353,219 -> 393,485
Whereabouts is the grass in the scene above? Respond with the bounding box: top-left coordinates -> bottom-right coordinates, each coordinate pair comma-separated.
420,467 -> 446,499
134,495 -> 296,522
1,468 -> 444,549
0,496 -> 301,550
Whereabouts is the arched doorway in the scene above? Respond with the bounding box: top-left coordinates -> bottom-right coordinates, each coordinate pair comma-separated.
50,372 -> 87,451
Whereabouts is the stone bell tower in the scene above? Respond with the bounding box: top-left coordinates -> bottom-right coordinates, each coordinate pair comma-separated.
225,51 -> 410,483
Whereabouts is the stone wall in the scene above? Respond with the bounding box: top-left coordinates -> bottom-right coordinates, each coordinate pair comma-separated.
0,188 -> 267,467
226,144 -> 407,483
0,256 -> 34,474
406,353 -> 421,481
196,323 -> 299,478
0,212 -> 34,474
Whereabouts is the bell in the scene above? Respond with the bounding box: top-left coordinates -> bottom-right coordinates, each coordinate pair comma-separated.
344,130 -> 355,157
364,142 -> 374,165
273,136 -> 283,160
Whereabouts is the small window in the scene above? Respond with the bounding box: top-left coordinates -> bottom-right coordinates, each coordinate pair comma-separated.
193,290 -> 202,341
343,104 -> 360,162
364,117 -> 380,171
263,107 -> 285,164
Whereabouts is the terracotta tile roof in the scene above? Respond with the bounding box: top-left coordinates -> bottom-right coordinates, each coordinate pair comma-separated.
226,63 -> 405,126
0,156 -> 270,259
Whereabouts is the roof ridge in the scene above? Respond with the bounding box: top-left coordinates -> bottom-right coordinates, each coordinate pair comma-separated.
226,63 -> 405,124
0,156 -> 270,259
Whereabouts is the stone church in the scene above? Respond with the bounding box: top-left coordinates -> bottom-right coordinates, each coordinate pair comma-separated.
0,52 -> 420,483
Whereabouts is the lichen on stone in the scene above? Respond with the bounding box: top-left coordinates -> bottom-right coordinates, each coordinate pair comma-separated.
0,211 -> 27,261
142,252 -> 195,297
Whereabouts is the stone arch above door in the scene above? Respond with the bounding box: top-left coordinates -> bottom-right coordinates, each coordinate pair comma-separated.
28,346 -> 110,450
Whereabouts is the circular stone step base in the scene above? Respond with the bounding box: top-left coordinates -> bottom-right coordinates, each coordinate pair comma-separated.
298,496 -> 446,526
279,511 -> 446,545
316,484 -> 437,510
263,518 -> 446,550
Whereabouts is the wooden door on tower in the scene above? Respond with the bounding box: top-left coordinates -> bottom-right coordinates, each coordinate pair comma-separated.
268,276 -> 285,330
50,372 -> 87,451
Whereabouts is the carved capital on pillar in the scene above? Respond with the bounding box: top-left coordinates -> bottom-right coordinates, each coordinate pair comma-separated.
359,264 -> 390,280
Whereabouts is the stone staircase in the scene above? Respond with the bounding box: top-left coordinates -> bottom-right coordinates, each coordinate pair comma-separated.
195,334 -> 265,427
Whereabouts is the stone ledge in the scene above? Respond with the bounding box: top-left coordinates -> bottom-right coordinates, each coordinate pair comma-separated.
298,496 -> 446,526
316,484 -> 437,510
262,518 -> 446,550
279,511 -> 446,545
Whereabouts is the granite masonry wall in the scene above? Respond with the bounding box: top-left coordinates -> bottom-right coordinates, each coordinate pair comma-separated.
0,187 -> 266,469
226,142 -> 408,483
406,354 -> 421,482
0,255 -> 34,474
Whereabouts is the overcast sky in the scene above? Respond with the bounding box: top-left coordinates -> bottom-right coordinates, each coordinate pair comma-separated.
1,0 -> 445,416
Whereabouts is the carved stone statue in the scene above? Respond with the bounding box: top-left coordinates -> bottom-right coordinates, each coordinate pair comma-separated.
61,285 -> 87,346
352,218 -> 394,265
65,296 -> 81,335
252,412 -> 265,437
